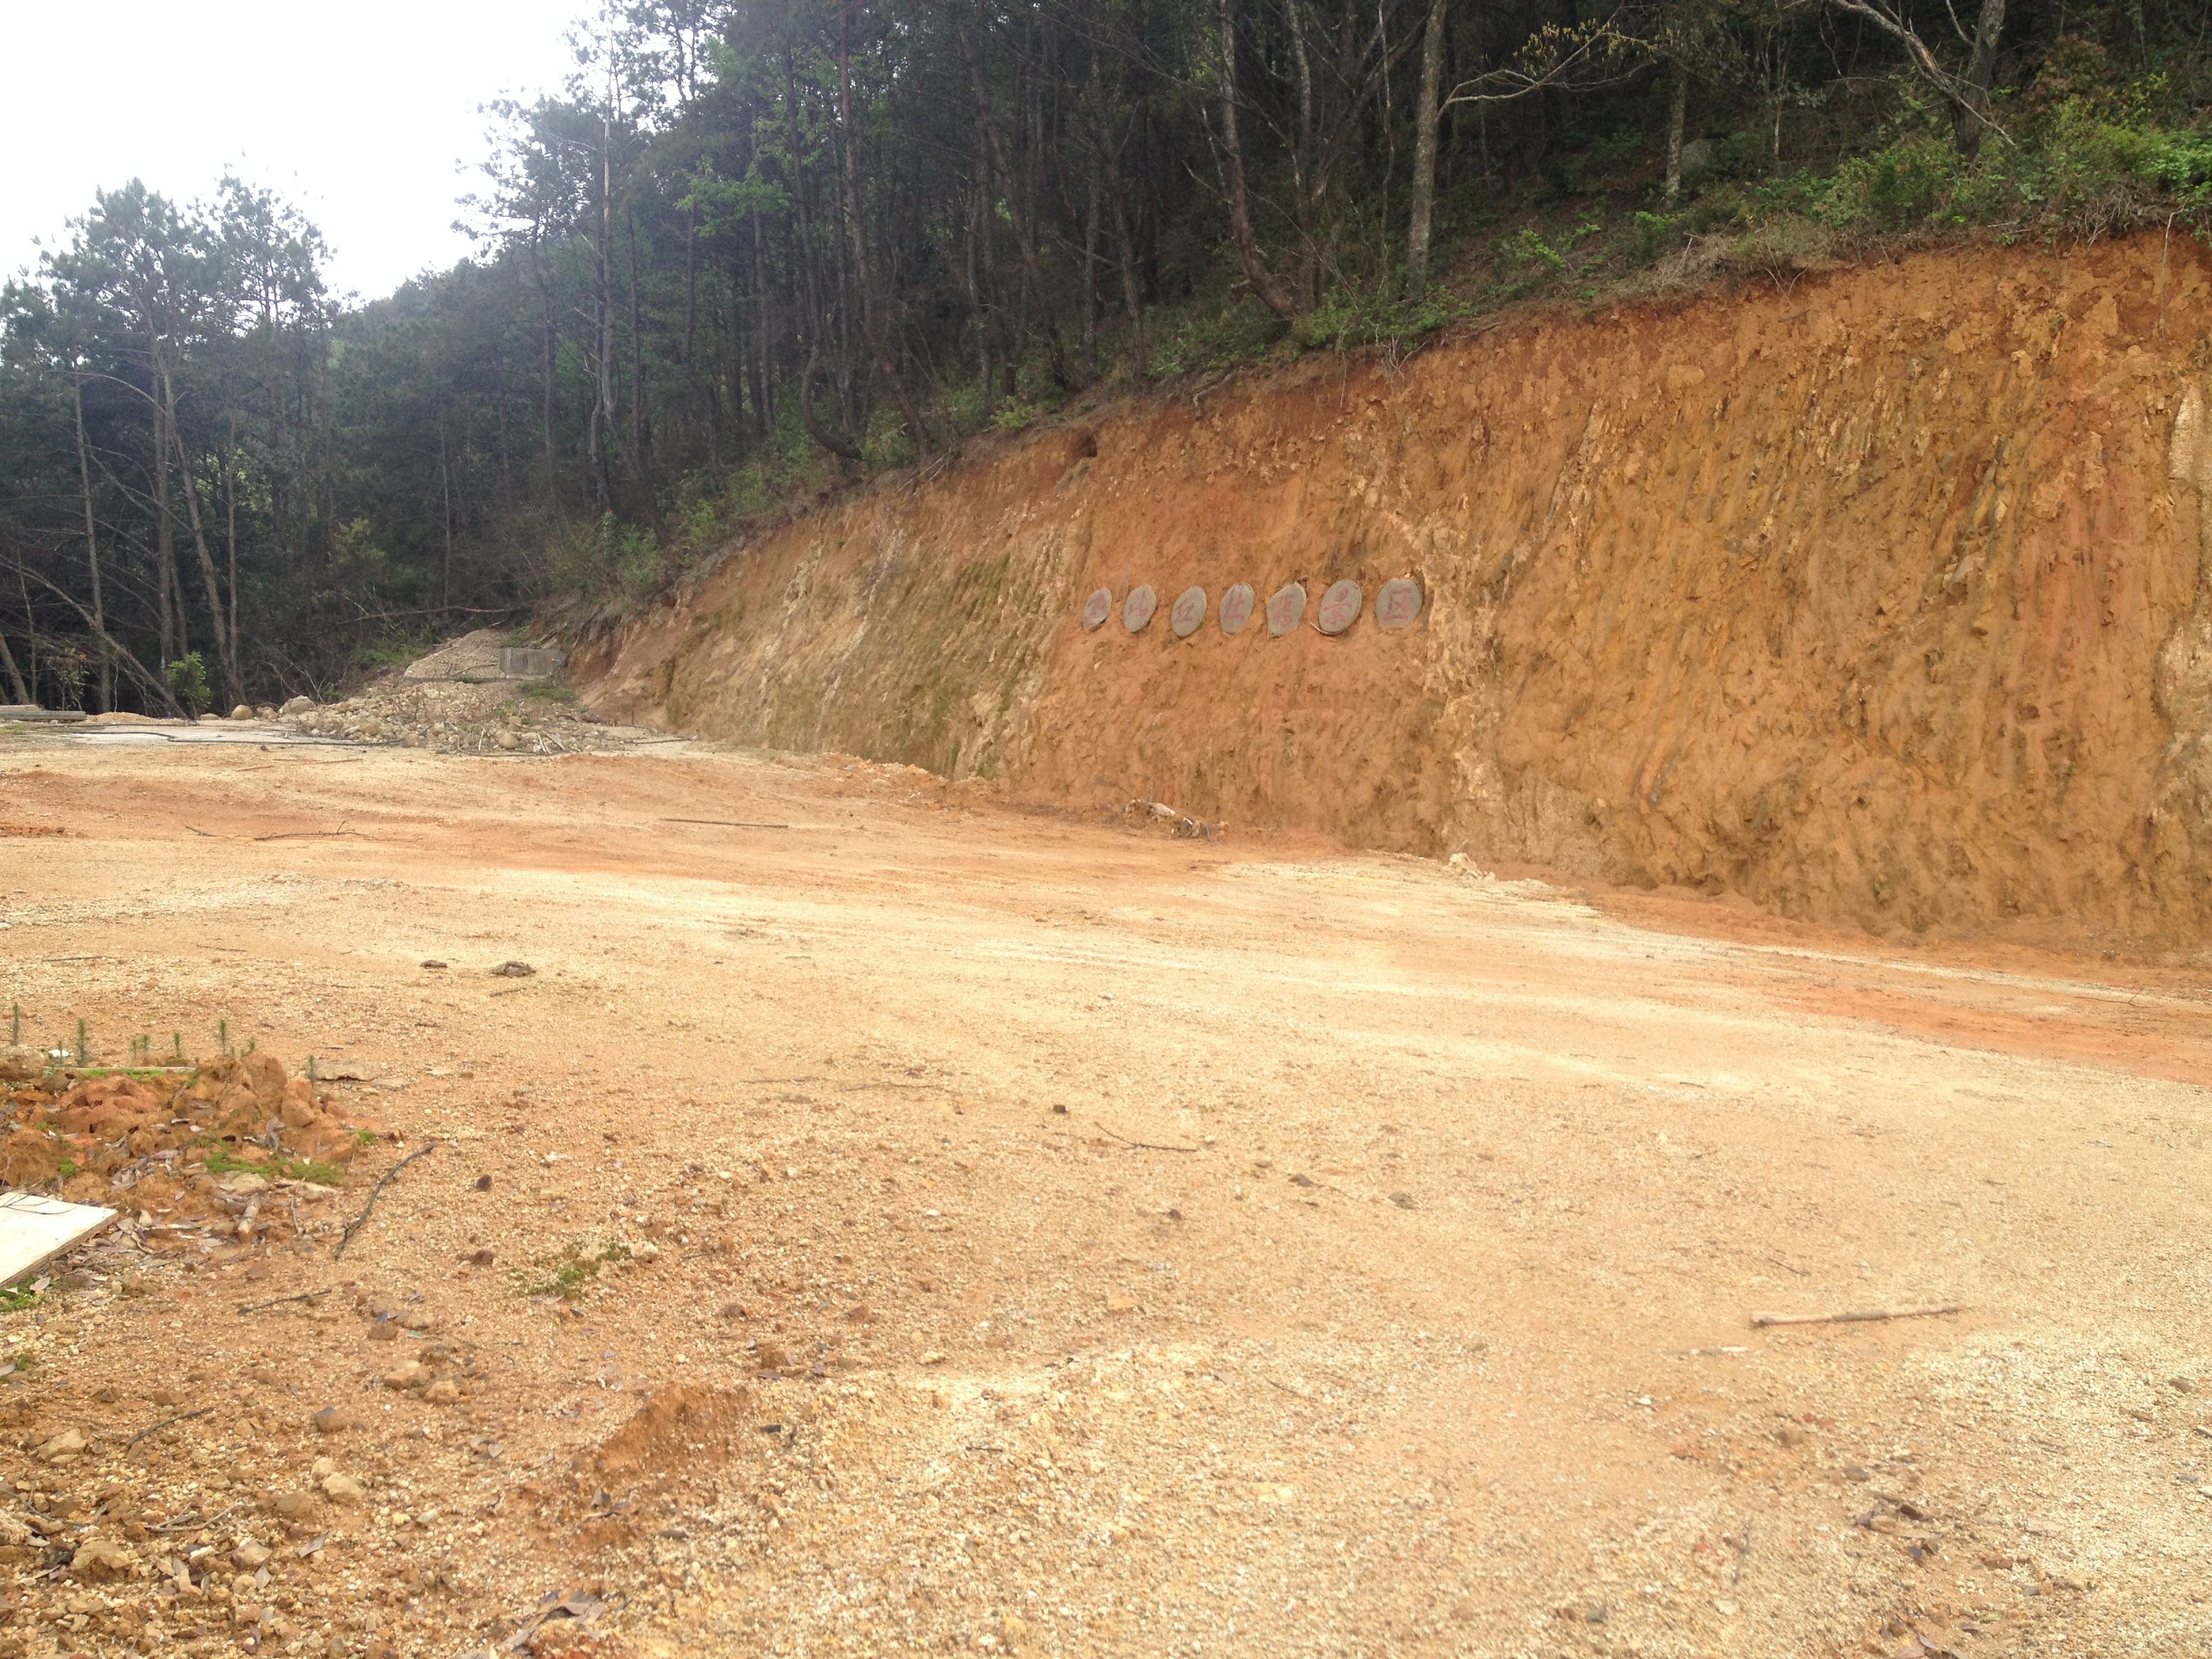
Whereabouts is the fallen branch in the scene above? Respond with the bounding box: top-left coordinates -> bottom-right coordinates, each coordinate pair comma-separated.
333,1142 -> 436,1260
252,827 -> 362,842
1750,1303 -> 1963,1329
237,1288 -> 331,1315
659,818 -> 792,830
1095,1121 -> 1199,1153
126,1406 -> 211,1449
185,825 -> 215,838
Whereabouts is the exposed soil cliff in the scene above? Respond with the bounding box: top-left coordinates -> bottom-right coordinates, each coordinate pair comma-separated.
576,235 -> 2212,948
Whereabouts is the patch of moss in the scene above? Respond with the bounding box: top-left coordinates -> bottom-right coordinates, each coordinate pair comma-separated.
512,1238 -> 630,1300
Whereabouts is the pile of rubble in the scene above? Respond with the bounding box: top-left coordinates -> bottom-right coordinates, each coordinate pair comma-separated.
267,629 -> 651,755
276,679 -> 631,754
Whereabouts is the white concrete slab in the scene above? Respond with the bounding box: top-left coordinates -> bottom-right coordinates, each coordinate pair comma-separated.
0,1191 -> 117,1286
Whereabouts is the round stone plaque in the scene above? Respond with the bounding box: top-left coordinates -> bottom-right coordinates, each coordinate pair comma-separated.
1170,586 -> 1207,638
1123,584 -> 1158,632
1219,582 -> 1256,636
1081,588 -> 1113,631
1374,576 -> 1422,629
1265,582 -> 1306,637
1316,579 -> 1363,635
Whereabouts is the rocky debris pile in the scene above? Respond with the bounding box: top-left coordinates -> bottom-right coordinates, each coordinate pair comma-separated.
259,626 -> 636,754
0,1048 -> 382,1237
1118,798 -> 1221,840
400,627 -> 562,684
279,675 -> 634,755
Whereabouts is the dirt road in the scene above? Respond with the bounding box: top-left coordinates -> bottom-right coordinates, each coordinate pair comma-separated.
3,736 -> 2208,1658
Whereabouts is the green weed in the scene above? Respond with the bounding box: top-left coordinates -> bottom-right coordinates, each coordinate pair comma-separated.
203,1147 -> 346,1186
512,1238 -> 631,1300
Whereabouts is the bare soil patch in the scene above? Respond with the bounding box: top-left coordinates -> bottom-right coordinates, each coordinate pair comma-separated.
0,737 -> 2205,1658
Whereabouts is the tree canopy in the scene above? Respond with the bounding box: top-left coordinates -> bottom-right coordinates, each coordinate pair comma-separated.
3,0 -> 2207,710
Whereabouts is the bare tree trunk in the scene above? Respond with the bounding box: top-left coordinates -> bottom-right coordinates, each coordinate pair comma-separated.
168,546 -> 190,662
151,360 -> 176,665
958,171 -> 996,423
1406,0 -> 1447,300
1953,0 -> 2007,154
73,371 -> 109,712
839,1 -> 932,453
16,564 -> 34,706
533,232 -> 562,520
627,207 -> 670,550
681,200 -> 699,373
1082,125 -> 1102,385
164,367 -> 243,710
800,348 -> 863,461
751,206 -> 775,441
1664,59 -> 1689,201
223,415 -> 240,697
439,417 -> 455,609
1085,54 -> 1148,381
1282,0 -> 1318,308
495,394 -> 515,513
588,53 -> 619,511
628,205 -> 651,498
7,556 -> 182,715
957,8 -> 1081,390
784,52 -> 850,462
1216,0 -> 1300,321
0,592 -> 27,705
597,183 -> 616,505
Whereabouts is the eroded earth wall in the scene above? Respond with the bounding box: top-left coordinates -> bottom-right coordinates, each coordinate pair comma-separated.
575,236 -> 2212,944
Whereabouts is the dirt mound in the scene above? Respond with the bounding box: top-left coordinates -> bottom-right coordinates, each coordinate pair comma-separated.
1,1050 -> 382,1229
576,233 -> 2212,951
590,1385 -> 755,1488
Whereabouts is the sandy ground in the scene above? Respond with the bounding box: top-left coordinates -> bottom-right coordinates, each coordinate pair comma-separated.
1,733 -> 2208,1659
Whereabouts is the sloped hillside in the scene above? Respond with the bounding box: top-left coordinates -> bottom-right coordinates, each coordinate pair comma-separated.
576,235 -> 2212,947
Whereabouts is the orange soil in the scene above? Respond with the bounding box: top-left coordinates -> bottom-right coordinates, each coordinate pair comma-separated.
577,233 -> 2212,952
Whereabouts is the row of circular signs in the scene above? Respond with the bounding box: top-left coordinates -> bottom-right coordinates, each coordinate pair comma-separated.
1080,577 -> 1423,638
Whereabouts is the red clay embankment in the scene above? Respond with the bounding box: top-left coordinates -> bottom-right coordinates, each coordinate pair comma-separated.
574,236 -> 2212,948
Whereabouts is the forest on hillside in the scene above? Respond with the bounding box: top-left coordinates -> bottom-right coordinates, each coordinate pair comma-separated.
1,0 -> 2208,713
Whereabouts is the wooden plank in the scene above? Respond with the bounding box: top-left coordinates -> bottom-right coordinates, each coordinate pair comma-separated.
0,1192 -> 117,1286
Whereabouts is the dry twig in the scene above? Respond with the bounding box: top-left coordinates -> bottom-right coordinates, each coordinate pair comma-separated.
1094,1121 -> 1199,1153
333,1142 -> 436,1260
127,1407 -> 211,1450
1750,1303 -> 1962,1329
237,1288 -> 331,1315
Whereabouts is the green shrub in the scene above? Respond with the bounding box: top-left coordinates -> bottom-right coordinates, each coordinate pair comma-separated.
165,652 -> 211,718
1633,210 -> 1686,262
1504,226 -> 1567,270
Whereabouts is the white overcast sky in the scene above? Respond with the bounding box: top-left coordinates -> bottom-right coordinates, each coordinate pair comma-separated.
3,0 -> 593,302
